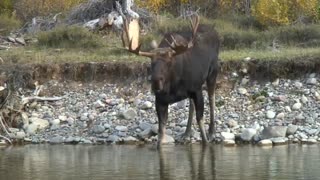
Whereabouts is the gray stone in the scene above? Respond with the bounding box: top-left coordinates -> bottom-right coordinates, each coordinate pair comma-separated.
115,126 -> 128,132
276,112 -> 285,119
238,88 -> 247,95
92,125 -> 105,134
223,140 -> 235,146
270,137 -> 288,145
226,119 -> 238,128
122,108 -> 137,120
106,135 -> 120,143
240,128 -> 257,141
159,134 -> 175,144
29,117 -> 49,130
139,122 -> 152,130
297,132 -> 308,139
117,131 -> 127,137
307,138 -> 317,144
15,37 -> 26,45
266,111 -> 276,119
221,132 -> 235,140
58,115 -> 68,122
286,125 -> 298,135
138,128 -> 153,139
49,136 -> 64,144
80,113 -> 89,121
50,119 -> 60,125
25,124 -> 38,135
306,129 -> 318,135
65,136 -> 81,143
294,81 -> 303,88
141,101 -> 153,109
301,95 -> 308,104
261,126 -> 287,139
306,78 -> 317,85
151,124 -> 159,134
104,123 -> 111,129
179,119 -> 189,127
13,131 -> 26,139
258,139 -> 273,146
292,103 -> 302,110
123,136 -> 138,143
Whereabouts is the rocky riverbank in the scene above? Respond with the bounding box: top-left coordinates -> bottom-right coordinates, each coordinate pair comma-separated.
2,70 -> 320,146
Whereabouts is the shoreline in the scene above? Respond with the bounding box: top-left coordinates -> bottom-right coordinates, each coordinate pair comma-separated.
0,58 -> 320,147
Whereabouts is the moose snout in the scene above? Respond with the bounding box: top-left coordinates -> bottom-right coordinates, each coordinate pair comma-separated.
152,77 -> 164,92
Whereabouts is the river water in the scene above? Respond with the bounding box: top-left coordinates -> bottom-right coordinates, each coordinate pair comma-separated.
0,144 -> 320,180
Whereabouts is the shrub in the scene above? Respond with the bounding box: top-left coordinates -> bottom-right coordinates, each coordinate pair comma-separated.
0,13 -> 21,35
37,25 -> 104,49
268,24 -> 320,47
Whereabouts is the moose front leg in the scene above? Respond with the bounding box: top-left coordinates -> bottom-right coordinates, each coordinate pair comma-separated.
177,99 -> 194,143
193,91 -> 209,144
156,101 -> 169,146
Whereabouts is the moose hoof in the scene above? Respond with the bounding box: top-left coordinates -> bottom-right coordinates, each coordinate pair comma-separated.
176,133 -> 192,143
208,134 -> 216,142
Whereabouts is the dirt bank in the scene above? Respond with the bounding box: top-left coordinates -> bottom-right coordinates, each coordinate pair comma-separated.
0,57 -> 320,90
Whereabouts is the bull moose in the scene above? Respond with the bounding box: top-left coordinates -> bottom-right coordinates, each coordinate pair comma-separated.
121,14 -> 220,145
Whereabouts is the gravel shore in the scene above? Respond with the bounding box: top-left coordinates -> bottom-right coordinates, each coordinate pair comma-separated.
3,72 -> 320,146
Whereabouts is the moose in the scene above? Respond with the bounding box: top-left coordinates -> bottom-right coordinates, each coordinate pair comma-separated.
121,14 -> 220,145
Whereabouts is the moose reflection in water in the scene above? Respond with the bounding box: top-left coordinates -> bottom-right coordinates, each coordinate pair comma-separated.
1,144 -> 320,180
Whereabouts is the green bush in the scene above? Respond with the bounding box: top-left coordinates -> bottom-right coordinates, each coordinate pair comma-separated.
37,25 -> 104,49
271,24 -> 320,46
0,14 -> 21,35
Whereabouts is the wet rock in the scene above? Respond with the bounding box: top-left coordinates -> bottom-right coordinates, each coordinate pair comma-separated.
106,135 -> 120,143
49,136 -> 64,144
261,126 -> 287,139
138,128 -> 153,139
179,119 -> 188,127
258,139 -> 273,146
306,138 -> 317,144
240,128 -> 257,141
151,124 -> 159,134
270,137 -> 288,145
221,132 -> 235,140
65,136 -> 81,144
159,134 -> 175,144
123,136 -> 138,143
286,125 -> 298,135
223,140 -> 235,146
12,131 -> 26,139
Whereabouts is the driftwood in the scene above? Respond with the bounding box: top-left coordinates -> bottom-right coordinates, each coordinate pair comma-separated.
21,96 -> 65,105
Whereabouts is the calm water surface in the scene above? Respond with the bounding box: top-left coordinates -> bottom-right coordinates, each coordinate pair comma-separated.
0,144 -> 320,180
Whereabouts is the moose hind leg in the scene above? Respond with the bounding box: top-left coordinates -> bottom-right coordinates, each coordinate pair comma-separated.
207,69 -> 218,142
192,91 -> 208,143
177,99 -> 194,142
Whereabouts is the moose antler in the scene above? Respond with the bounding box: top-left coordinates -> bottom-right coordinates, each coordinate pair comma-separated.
121,16 -> 156,57
165,14 -> 200,55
